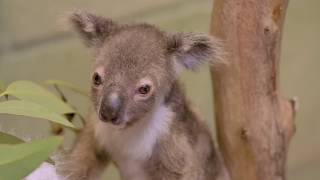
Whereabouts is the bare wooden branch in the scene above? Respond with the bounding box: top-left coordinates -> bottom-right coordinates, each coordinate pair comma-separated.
209,0 -> 296,180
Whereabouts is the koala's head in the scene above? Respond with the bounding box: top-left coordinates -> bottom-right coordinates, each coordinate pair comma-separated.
69,10 -> 223,128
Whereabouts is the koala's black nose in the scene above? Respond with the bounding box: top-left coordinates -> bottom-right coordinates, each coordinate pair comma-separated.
99,92 -> 122,124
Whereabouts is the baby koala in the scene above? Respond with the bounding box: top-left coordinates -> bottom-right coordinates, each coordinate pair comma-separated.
58,10 -> 229,180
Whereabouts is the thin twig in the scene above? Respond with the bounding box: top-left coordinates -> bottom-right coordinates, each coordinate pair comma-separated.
54,85 -> 67,102
53,84 -> 86,125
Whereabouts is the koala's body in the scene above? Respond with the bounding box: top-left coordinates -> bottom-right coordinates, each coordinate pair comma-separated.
58,10 -> 229,180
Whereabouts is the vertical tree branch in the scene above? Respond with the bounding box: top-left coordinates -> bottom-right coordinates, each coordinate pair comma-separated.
209,0 -> 296,180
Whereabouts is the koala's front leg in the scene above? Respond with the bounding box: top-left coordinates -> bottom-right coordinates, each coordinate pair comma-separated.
57,124 -> 109,180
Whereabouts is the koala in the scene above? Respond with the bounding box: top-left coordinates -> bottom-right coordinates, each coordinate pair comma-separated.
58,10 -> 229,180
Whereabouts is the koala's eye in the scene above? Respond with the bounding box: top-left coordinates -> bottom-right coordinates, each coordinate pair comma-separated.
93,73 -> 102,86
138,84 -> 151,95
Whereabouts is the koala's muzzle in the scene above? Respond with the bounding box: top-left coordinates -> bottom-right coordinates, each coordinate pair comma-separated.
99,92 -> 123,125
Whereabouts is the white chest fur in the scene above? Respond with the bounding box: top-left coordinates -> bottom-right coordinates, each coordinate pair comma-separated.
94,104 -> 173,179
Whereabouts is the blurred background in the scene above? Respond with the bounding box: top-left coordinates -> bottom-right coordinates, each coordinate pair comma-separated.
0,0 -> 319,179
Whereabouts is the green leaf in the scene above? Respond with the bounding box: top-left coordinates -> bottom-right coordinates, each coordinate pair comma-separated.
0,133 -> 55,165
0,100 -> 76,129
46,79 -> 89,97
0,132 -> 23,145
0,81 -> 75,114
0,136 -> 62,180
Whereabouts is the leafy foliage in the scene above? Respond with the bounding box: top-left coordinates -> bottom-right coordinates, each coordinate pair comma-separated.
0,81 -> 75,114
0,136 -> 63,180
0,132 -> 24,145
0,100 -> 76,129
0,79 -> 87,179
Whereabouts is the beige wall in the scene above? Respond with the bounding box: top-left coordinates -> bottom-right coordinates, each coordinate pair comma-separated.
0,0 -> 319,179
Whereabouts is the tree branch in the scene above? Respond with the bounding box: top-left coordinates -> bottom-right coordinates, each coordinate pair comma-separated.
209,0 -> 296,180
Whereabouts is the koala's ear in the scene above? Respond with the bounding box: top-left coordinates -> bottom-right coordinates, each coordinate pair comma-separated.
167,32 -> 225,73
68,10 -> 119,47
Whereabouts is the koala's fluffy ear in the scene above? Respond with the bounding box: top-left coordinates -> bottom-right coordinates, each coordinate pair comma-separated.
167,32 -> 225,73
68,10 -> 119,47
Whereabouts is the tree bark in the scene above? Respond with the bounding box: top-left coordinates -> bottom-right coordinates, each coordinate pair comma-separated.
209,0 -> 297,180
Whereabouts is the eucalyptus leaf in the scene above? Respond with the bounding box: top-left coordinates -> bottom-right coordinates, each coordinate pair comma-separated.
0,133 -> 55,165
0,100 -> 76,129
46,79 -> 89,97
0,132 -> 23,145
0,80 -> 75,114
0,136 -> 62,180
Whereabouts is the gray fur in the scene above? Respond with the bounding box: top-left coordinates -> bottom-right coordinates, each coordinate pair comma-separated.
58,10 -> 229,180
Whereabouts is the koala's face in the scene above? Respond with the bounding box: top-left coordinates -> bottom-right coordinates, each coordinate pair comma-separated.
69,10 -> 223,128
90,27 -> 172,127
